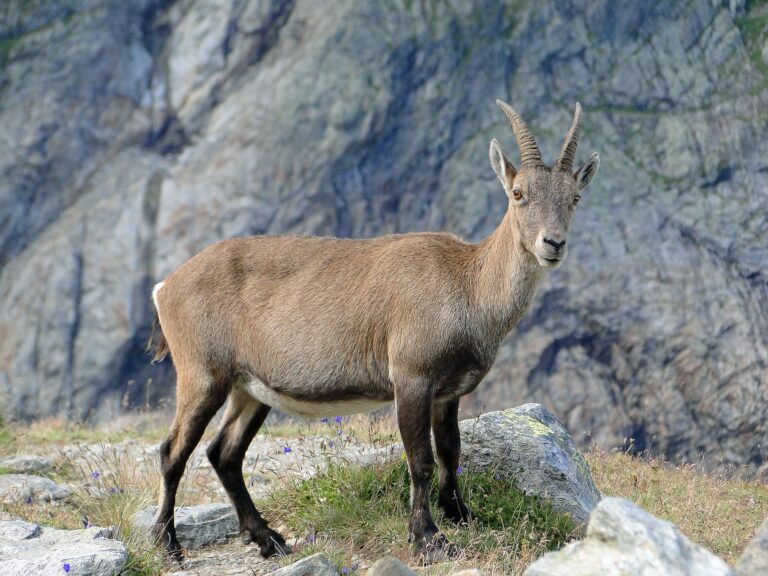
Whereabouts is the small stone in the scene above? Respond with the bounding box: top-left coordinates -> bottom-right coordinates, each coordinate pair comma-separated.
368,557 -> 418,575
736,515 -> 768,576
132,503 -> 238,549
0,456 -> 53,475
268,552 -> 339,575
0,474 -> 72,503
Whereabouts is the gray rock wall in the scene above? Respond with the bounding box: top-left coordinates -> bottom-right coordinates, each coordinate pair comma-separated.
0,0 -> 766,466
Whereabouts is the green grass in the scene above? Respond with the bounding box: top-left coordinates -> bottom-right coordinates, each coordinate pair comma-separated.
259,458 -> 575,574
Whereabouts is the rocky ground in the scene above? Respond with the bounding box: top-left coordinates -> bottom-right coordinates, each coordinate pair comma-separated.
0,407 -> 767,575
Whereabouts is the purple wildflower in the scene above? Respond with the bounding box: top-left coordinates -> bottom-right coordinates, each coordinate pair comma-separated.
25,495 -> 32,505
336,429 -> 343,435
320,417 -> 329,424
109,487 -> 116,495
307,532 -> 316,543
283,445 -> 292,454
342,568 -> 348,575
62,563 -> 71,573
334,416 -> 342,424
328,441 -> 334,448
91,470 -> 100,479
457,466 -> 463,475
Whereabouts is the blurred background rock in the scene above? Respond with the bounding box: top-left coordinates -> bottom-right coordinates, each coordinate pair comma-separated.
0,0 -> 766,468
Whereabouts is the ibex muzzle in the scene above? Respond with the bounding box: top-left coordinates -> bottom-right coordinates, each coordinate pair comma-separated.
148,100 -> 599,561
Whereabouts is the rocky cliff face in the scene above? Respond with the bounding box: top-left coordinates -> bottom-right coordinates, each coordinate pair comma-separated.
1,0 -> 766,466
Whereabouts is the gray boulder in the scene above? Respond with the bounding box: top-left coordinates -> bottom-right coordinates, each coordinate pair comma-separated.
132,502 -> 238,549
268,552 -> 338,575
524,497 -> 732,576
0,521 -> 126,576
736,516 -> 768,576
0,474 -> 72,503
459,403 -> 601,527
0,455 -> 53,474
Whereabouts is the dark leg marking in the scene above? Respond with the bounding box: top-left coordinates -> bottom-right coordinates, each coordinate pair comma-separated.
396,379 -> 457,560
432,398 -> 472,524
154,385 -> 227,560
206,390 -> 290,558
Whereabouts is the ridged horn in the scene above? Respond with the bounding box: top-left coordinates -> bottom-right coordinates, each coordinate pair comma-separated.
555,103 -> 582,172
496,99 -> 542,167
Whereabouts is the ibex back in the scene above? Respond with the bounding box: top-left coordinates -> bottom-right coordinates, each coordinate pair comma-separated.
148,100 -> 599,560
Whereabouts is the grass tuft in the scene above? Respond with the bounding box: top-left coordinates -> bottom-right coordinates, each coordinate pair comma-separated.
259,457 -> 575,574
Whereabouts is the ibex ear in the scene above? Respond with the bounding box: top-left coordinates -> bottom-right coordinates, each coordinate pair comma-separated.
574,152 -> 599,191
489,139 -> 517,189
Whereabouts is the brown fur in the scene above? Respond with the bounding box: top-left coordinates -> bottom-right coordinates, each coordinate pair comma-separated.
148,101 -> 599,560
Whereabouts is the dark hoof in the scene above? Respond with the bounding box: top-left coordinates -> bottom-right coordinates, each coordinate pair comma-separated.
160,537 -> 184,562
262,528 -> 292,558
243,528 -> 292,558
166,543 -> 184,563
411,532 -> 458,563
153,524 -> 184,562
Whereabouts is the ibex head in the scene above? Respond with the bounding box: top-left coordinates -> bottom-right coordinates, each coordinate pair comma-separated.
489,101 -> 599,268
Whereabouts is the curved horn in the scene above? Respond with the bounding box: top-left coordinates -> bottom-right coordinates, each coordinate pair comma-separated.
496,99 -> 542,167
555,103 -> 582,172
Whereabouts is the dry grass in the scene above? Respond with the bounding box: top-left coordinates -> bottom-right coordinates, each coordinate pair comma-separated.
0,414 -> 170,457
587,446 -> 768,564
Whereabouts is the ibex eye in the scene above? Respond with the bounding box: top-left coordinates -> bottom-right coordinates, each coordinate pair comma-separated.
512,189 -> 523,201
573,194 -> 581,205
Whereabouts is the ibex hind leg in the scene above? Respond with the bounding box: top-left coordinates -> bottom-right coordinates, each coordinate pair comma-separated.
153,368 -> 227,560
206,388 -> 290,558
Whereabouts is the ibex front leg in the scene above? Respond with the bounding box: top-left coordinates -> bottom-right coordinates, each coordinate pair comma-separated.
395,377 -> 457,560
433,399 -> 472,524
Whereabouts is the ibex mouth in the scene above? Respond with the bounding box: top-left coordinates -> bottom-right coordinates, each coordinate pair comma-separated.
537,255 -> 564,268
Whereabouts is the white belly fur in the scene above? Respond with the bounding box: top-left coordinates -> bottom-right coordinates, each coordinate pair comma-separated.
244,379 -> 391,418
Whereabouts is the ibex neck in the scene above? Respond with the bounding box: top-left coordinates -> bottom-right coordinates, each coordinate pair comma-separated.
470,213 -> 544,339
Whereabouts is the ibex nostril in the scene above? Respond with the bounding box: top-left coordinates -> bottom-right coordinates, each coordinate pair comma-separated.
543,237 -> 566,251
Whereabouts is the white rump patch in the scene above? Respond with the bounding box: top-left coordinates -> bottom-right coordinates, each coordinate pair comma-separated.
152,281 -> 165,310
244,379 -> 390,418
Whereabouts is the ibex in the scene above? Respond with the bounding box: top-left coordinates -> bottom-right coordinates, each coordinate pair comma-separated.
148,100 -> 599,559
